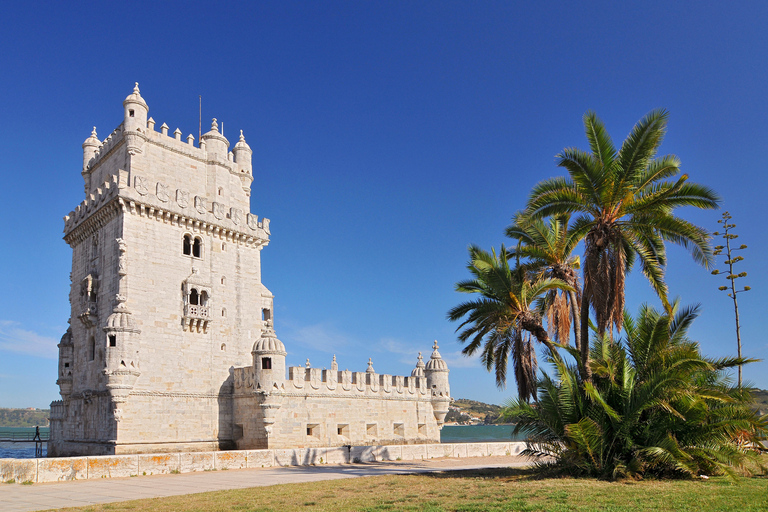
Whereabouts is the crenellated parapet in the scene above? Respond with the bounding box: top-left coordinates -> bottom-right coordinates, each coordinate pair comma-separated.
234,355 -> 434,401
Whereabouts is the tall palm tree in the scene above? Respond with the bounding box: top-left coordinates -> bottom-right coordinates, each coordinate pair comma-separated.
505,213 -> 585,352
525,109 -> 719,380
448,245 -> 572,402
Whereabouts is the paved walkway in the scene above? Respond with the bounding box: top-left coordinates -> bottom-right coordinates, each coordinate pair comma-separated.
0,456 -> 530,512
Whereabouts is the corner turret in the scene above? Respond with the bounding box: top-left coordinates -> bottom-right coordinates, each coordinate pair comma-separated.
252,324 -> 286,392
123,82 -> 148,132
82,127 -> 99,171
200,118 -> 229,161
425,340 -> 451,426
232,130 -> 254,196
123,83 -> 149,155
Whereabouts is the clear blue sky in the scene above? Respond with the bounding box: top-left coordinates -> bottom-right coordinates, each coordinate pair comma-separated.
0,2 -> 766,408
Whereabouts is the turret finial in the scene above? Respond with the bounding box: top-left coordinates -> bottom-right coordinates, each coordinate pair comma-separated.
211,118 -> 219,132
239,130 -> 245,142
133,82 -> 140,94
305,358 -> 310,368
433,340 -> 439,350
418,352 -> 423,362
91,127 -> 98,138
366,358 -> 375,373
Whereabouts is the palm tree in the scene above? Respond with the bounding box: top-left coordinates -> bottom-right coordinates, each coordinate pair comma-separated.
504,303 -> 766,480
505,213 -> 585,352
447,245 -> 572,402
525,110 -> 719,380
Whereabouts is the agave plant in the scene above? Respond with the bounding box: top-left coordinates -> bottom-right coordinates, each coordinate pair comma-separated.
504,302 -> 767,479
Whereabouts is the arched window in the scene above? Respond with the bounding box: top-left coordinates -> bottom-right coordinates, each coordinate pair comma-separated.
189,288 -> 199,306
200,290 -> 208,306
183,234 -> 192,255
192,237 -> 202,258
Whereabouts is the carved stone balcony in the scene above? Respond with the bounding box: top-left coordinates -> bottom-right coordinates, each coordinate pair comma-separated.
183,304 -> 210,333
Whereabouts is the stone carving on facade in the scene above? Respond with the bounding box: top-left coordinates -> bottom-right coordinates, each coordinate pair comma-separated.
230,207 -> 243,225
156,182 -> 170,202
134,175 -> 148,195
176,189 -> 189,209
194,195 -> 208,214
247,213 -> 258,230
212,202 -> 225,220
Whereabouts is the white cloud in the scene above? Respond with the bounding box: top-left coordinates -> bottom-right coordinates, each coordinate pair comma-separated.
0,321 -> 58,359
378,337 -> 480,369
284,322 -> 350,353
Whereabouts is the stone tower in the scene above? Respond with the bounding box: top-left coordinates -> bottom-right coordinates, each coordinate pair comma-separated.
49,84 -> 273,456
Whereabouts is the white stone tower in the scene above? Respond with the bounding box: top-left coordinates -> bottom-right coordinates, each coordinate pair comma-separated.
49,84 -> 273,456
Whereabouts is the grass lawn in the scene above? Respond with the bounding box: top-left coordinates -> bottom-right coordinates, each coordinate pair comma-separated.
55,465 -> 767,512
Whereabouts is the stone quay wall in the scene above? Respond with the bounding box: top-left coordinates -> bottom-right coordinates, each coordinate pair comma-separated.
0,441 -> 525,484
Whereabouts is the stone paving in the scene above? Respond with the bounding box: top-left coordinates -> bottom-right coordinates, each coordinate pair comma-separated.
0,455 -> 530,512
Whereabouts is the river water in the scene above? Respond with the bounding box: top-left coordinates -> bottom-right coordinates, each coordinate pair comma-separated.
1,425 -> 518,459
440,424 -> 523,443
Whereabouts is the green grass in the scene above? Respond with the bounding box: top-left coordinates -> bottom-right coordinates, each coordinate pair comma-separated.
51,465 -> 768,512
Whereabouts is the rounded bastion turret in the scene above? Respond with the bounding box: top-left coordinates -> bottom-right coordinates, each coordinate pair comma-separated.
425,340 -> 451,426
252,325 -> 286,392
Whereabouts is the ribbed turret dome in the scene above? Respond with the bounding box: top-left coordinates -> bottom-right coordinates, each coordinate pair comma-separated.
252,327 -> 286,355
234,130 -> 251,152
201,118 -> 229,145
411,352 -> 425,377
123,82 -> 148,109
83,127 -> 100,148
105,302 -> 140,332
425,340 -> 448,371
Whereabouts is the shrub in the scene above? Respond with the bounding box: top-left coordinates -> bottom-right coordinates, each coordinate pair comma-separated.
504,303 -> 767,479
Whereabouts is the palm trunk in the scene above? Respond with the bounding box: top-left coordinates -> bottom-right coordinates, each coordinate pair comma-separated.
569,289 -> 581,352
579,291 -> 592,383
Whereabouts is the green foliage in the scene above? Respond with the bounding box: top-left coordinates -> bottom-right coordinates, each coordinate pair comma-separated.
525,109 -> 719,343
0,408 -> 49,428
503,303 -> 767,480
448,244 -> 572,401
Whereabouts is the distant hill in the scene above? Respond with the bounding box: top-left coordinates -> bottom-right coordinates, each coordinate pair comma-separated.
447,399 -> 504,424
752,388 -> 768,415
0,408 -> 50,428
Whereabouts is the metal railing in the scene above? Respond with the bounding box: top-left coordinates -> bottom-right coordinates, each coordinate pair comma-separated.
0,429 -> 50,442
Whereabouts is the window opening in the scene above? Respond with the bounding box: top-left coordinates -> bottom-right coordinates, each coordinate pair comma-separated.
183,234 -> 192,255
262,357 -> 272,370
367,423 -> 377,437
262,308 -> 271,322
189,288 -> 199,305
306,424 -> 320,438
88,336 -> 95,361
393,423 -> 404,437
129,109 -> 135,117
108,335 -> 116,347
192,237 -> 202,258
200,290 -> 209,306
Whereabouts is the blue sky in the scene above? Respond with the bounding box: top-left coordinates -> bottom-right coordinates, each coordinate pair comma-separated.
0,2 -> 766,408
